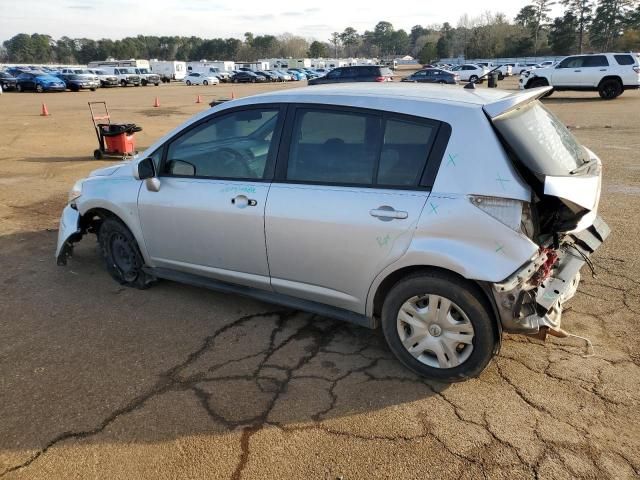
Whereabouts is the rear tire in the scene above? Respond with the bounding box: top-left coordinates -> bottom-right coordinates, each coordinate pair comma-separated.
598,79 -> 622,100
99,217 -> 153,290
16,84 -> 23,92
93,149 -> 103,160
203,80 -> 208,86
36,84 -> 44,93
186,80 -> 192,86
469,75 -> 478,82
120,80 -> 127,87
381,271 -> 497,382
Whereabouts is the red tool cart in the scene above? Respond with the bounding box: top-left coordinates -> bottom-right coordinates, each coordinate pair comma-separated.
88,101 -> 142,160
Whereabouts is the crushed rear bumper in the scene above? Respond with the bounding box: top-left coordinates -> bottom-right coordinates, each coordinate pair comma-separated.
492,217 -> 610,334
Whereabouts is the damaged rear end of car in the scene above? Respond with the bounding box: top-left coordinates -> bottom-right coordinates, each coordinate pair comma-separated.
485,87 -> 610,339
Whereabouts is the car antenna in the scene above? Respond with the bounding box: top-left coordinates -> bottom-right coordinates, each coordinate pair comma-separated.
464,66 -> 501,90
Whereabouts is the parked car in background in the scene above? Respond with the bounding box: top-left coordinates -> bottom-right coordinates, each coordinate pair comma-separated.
56,83 -> 609,382
183,72 -> 219,86
534,61 -> 557,69
209,68 -> 231,83
16,72 -> 66,92
0,71 -> 18,91
87,69 -> 119,87
520,53 -> 640,99
511,63 -> 538,75
313,68 -> 331,76
134,68 -> 161,86
231,71 -> 267,83
401,68 -> 459,84
62,74 -> 98,91
286,70 -> 307,81
495,64 -> 513,79
307,65 -> 394,85
254,71 -> 277,82
266,70 -> 291,82
449,64 -> 489,83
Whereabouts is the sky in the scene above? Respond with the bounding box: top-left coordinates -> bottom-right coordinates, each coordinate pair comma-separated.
0,0 -> 560,42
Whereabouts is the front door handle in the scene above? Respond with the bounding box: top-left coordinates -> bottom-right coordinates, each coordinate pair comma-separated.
370,206 -> 408,221
574,69 -> 582,72
231,195 -> 257,208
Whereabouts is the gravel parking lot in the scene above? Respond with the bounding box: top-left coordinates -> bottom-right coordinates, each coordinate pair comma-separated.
1,77 -> 639,479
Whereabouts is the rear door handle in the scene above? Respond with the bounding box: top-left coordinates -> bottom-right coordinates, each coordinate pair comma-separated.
574,69 -> 581,72
370,207 -> 408,220
599,69 -> 607,71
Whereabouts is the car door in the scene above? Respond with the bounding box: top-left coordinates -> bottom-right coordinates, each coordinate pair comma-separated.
552,56 -> 585,86
412,70 -> 428,82
137,105 -> 285,289
265,106 -> 444,314
582,55 -> 610,87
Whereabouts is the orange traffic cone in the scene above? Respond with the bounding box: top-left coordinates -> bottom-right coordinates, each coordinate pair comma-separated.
196,95 -> 202,104
40,103 -> 50,116
153,97 -> 160,107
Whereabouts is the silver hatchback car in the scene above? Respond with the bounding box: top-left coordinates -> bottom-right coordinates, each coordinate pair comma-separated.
56,84 -> 609,382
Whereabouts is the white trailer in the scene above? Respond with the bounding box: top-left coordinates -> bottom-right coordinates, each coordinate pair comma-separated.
149,60 -> 186,82
234,61 -> 269,71
187,60 -> 235,73
88,59 -> 150,70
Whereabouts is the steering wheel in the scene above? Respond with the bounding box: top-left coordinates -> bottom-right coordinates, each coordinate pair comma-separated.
214,147 -> 254,178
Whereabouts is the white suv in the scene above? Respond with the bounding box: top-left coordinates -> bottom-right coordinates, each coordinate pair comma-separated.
450,64 -> 489,83
520,53 -> 640,99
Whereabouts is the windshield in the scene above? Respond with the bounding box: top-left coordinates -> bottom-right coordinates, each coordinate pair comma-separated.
492,101 -> 588,176
119,68 -> 133,74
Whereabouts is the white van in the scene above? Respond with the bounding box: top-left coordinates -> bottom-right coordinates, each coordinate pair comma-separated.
100,67 -> 141,87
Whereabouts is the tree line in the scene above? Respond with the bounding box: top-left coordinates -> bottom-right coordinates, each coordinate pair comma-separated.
2,0 -> 639,65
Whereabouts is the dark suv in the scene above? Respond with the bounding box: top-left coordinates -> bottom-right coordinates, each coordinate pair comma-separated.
308,66 -> 393,85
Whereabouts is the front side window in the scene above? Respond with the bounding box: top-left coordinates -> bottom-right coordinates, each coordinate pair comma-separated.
164,109 -> 280,179
287,110 -> 381,185
558,57 -> 584,68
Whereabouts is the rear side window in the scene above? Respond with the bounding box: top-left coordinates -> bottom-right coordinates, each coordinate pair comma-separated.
584,55 -> 608,67
285,109 -> 439,187
378,119 -> 436,186
614,54 -> 635,65
287,110 -> 381,185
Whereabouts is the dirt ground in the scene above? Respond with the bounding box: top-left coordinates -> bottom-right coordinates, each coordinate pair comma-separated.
0,77 -> 639,480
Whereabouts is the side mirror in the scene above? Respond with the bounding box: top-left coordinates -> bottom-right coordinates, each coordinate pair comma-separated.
138,157 -> 156,180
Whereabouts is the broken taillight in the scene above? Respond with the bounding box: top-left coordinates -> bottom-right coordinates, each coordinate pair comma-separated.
633,66 -> 640,73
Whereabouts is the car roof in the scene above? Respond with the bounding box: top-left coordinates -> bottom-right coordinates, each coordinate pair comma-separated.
241,83 -> 513,110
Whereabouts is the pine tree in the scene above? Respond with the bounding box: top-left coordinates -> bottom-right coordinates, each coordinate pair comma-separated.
562,0 -> 594,53
591,0 -> 637,50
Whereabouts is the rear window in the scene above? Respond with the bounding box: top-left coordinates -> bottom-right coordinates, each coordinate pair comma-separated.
614,54 -> 635,66
492,101 -> 588,176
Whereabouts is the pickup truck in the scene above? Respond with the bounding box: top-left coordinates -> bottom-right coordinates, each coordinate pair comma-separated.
520,53 -> 640,99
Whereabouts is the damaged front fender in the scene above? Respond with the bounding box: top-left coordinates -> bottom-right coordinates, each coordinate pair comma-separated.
55,205 -> 83,266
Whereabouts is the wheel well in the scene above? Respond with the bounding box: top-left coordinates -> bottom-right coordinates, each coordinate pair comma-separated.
372,265 -> 502,351
80,207 -> 123,235
598,76 -> 622,87
528,76 -> 549,87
